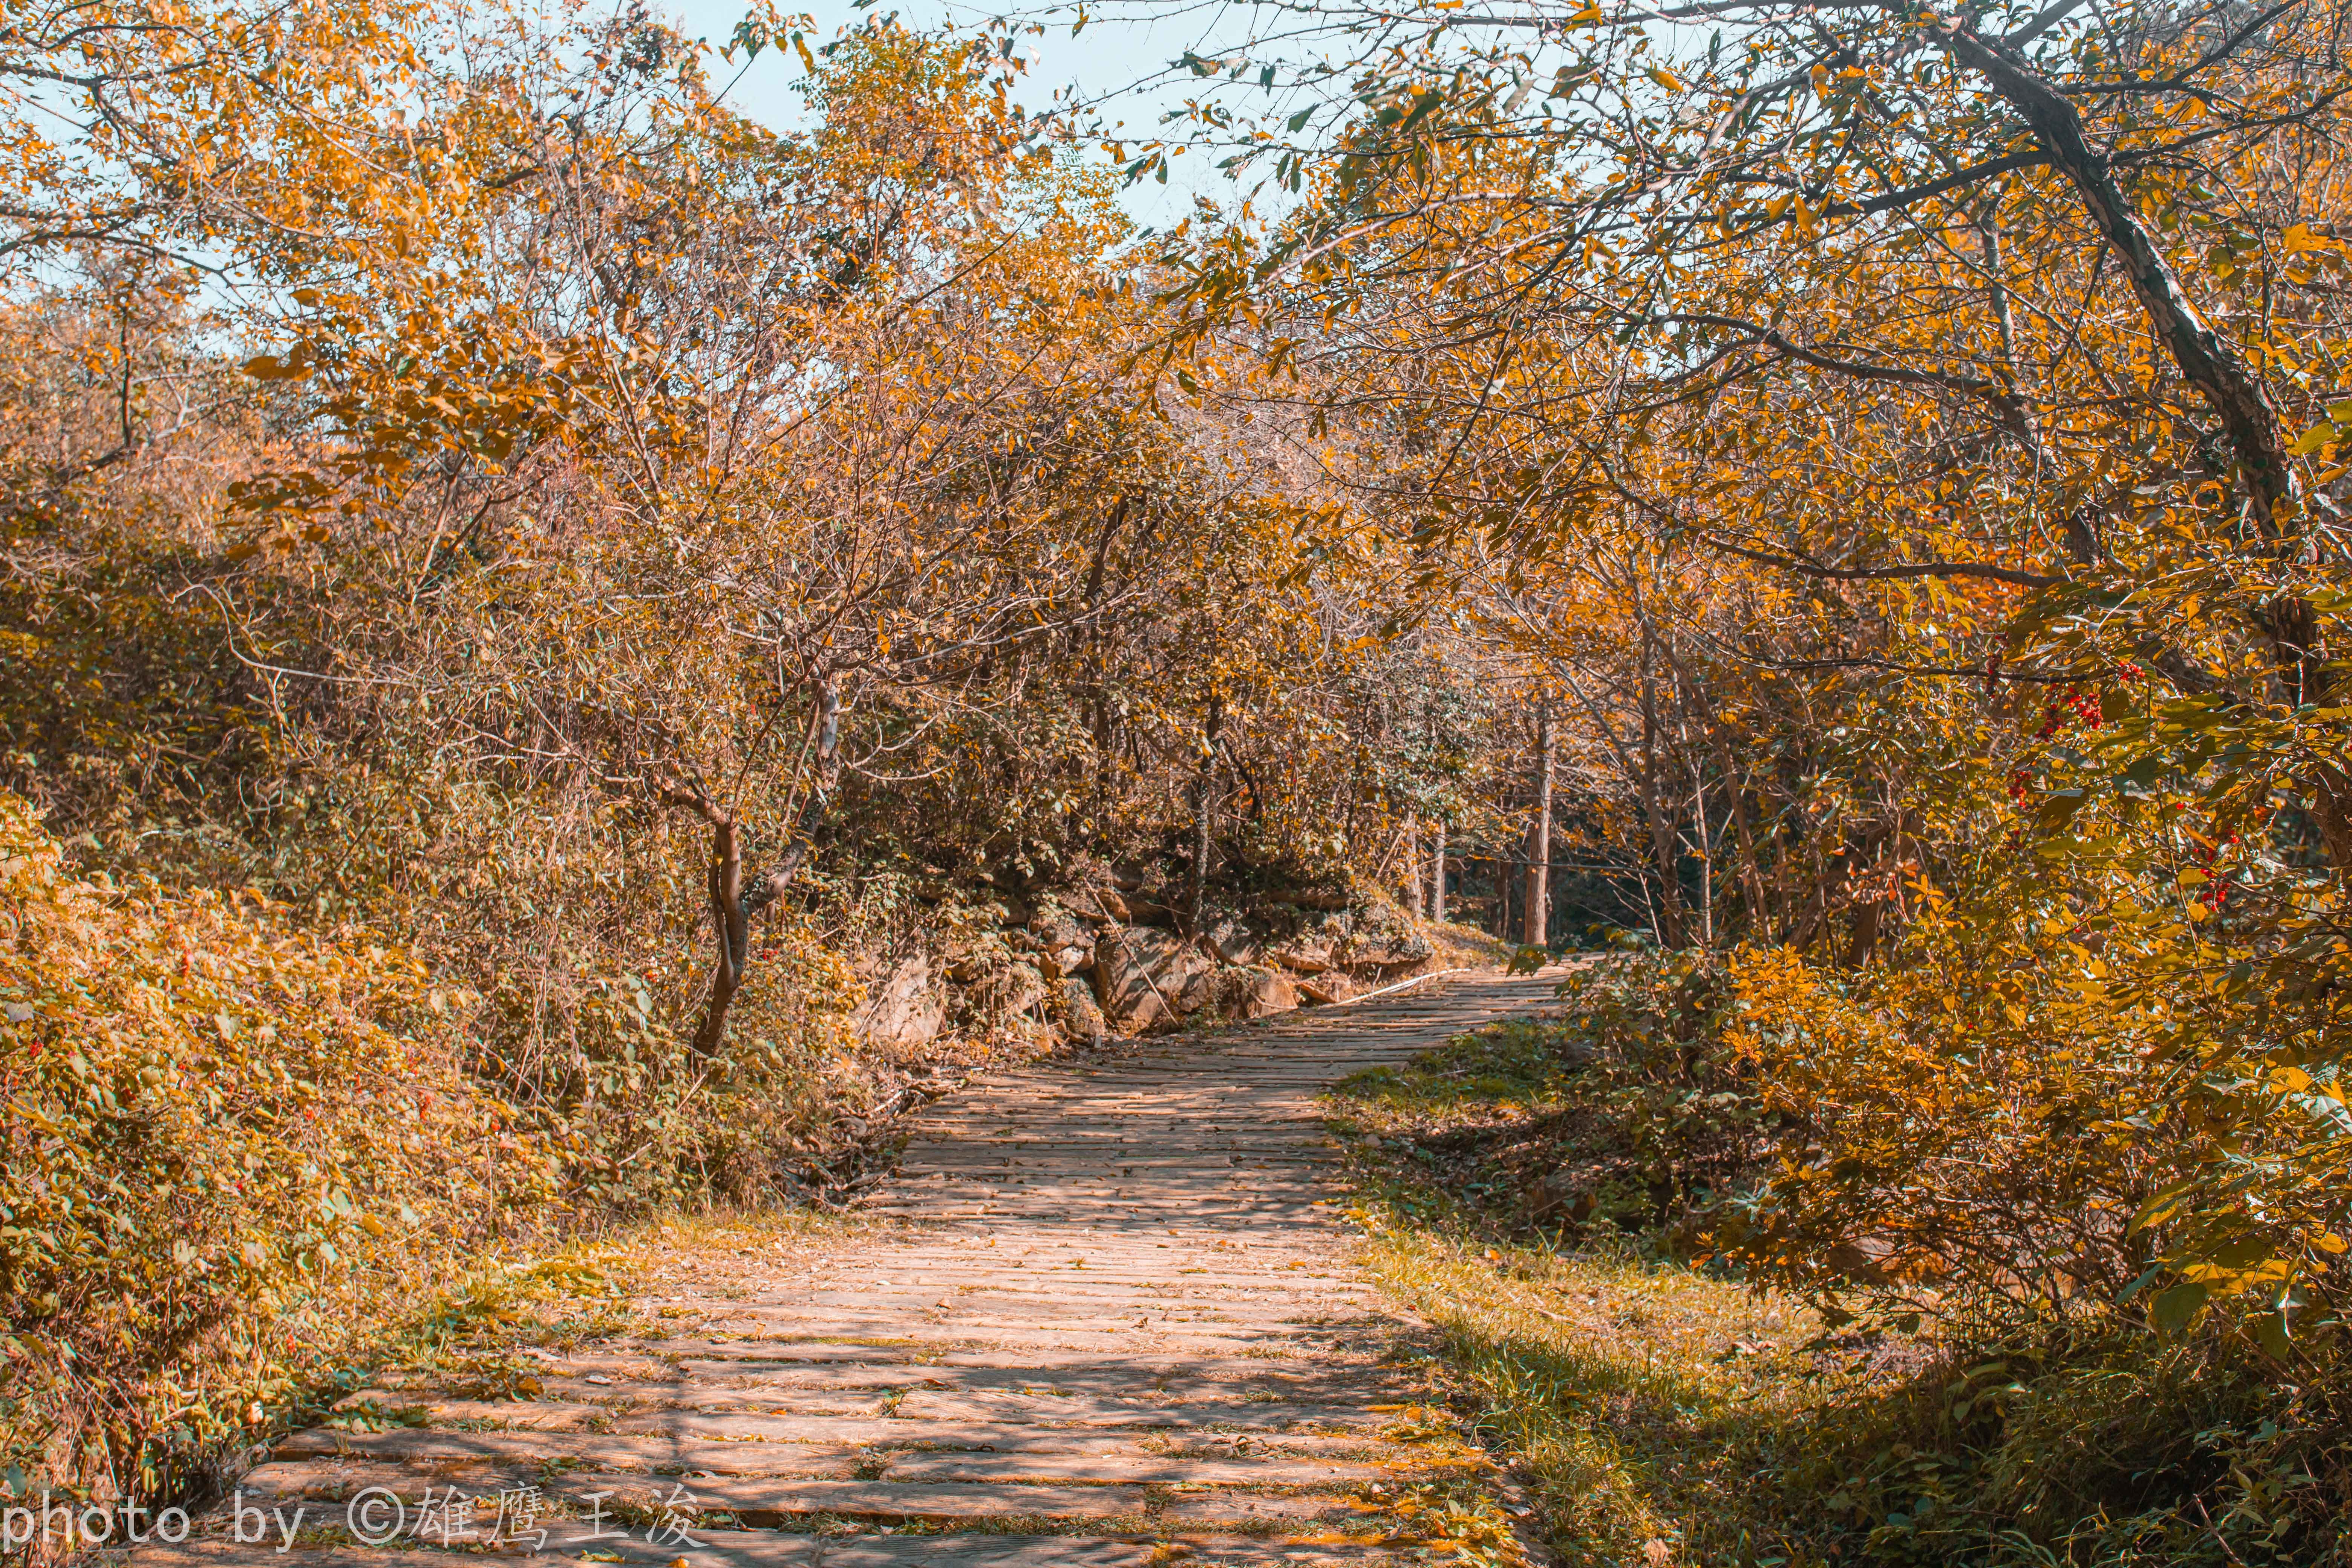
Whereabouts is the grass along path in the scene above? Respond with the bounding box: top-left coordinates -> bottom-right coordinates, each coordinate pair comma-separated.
1324,1011 -> 1842,1568
1345,1224 -> 1829,1568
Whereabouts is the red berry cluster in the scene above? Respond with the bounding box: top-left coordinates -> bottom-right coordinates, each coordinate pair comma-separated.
2034,685 -> 2105,740
2195,832 -> 2241,910
2007,766 -> 2034,804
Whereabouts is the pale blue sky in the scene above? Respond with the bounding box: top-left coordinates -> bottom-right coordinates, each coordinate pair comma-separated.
665,0 -> 1237,225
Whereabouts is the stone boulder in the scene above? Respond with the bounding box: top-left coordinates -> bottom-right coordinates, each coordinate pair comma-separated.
1296,972 -> 1355,1006
853,953 -> 945,1047
993,960 -> 1048,1021
1052,977 -> 1107,1044
942,940 -> 999,983
1338,903 -> 1433,971
1266,912 -> 1349,975
1090,929 -> 1161,1029
1228,965 -> 1298,1019
1199,910 -> 1262,966
1039,941 -> 1095,981
1027,904 -> 1096,980
1091,927 -> 1214,1031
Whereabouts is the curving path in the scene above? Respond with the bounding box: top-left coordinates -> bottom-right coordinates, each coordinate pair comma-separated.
139,970 -> 1562,1568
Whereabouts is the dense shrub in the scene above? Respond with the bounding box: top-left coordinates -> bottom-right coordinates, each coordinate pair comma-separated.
1713,900 -> 2352,1357
0,790 -> 549,1505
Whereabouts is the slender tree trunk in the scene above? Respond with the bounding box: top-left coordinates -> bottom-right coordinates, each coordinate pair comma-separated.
1185,692 -> 1224,935
1524,703 -> 1553,949
683,679 -> 840,1058
1940,25 -> 2299,536
1644,775 -> 1684,947
1700,730 -> 1770,939
691,817 -> 747,1059
1727,781 -> 1768,939
1690,751 -> 1713,950
1943,21 -> 2352,864
1083,498 -> 1129,836
1187,782 -> 1213,934
1404,817 -> 1424,919
1430,824 -> 1446,923
1638,638 -> 1686,948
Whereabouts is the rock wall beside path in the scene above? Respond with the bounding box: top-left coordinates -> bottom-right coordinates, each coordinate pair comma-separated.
869,883 -> 1475,1050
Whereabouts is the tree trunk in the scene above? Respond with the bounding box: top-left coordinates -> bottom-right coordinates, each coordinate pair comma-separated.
1706,732 -> 1770,940
1727,781 -> 1768,940
1689,751 -> 1713,950
1084,498 -> 1129,832
684,679 -> 841,1058
1940,23 -> 2300,537
1524,703 -> 1553,948
690,816 -> 747,1060
1943,20 -> 2352,859
1430,824 -> 1447,923
1404,817 -> 1424,919
1185,692 -> 1225,935
1638,640 -> 1686,948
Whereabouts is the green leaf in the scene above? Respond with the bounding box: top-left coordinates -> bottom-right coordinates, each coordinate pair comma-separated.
2150,1280 -> 2210,1334
2034,789 -> 2091,830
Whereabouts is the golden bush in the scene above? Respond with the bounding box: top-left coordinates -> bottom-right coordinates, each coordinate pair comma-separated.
0,790 -> 551,1502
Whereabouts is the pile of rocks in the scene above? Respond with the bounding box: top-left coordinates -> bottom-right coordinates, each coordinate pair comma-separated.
856,878 -> 1439,1049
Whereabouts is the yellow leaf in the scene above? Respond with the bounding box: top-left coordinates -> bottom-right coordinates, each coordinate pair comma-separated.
2291,422 -> 2341,457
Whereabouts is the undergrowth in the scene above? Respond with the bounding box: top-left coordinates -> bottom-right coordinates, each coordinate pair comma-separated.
1328,1004 -> 2352,1567
0,784 -> 944,1528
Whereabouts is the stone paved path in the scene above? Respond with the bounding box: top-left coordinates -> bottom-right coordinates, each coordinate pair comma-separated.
141,970 -> 1562,1568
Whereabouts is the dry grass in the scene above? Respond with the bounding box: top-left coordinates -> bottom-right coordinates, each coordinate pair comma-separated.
1326,1019 -> 1846,1565
1346,1202 -> 1842,1566
1423,920 -> 1516,972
